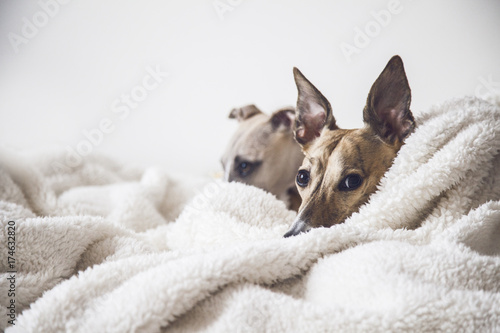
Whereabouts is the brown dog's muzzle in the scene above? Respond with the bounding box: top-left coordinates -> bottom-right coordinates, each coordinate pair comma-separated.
283,218 -> 310,237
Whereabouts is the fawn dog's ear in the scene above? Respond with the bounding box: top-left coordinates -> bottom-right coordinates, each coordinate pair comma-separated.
293,67 -> 338,147
229,104 -> 263,122
270,107 -> 295,131
363,55 -> 415,143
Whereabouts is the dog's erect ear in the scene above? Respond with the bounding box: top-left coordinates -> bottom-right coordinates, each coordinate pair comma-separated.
363,56 -> 415,143
293,67 -> 337,146
229,104 -> 263,122
270,107 -> 295,131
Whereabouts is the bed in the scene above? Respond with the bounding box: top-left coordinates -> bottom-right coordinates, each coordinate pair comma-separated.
1,95 -> 499,332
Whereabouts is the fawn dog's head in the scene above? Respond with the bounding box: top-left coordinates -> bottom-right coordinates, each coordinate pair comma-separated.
284,56 -> 415,237
222,104 -> 304,210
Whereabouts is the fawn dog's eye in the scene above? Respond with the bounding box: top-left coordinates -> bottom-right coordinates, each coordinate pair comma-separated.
296,170 -> 310,187
339,174 -> 363,191
237,161 -> 254,177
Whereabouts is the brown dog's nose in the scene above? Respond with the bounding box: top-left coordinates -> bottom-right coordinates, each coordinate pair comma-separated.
283,219 -> 309,237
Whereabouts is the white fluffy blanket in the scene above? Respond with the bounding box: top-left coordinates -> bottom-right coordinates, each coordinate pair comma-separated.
1,96 -> 500,332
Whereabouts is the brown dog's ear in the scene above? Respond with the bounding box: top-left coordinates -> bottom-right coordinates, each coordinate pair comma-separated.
270,107 -> 295,131
293,67 -> 337,146
363,56 -> 415,143
228,104 -> 262,122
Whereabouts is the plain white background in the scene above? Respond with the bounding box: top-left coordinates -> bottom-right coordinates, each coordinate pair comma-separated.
1,0 -> 499,176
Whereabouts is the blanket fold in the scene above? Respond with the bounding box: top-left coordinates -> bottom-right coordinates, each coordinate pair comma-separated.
1,96 -> 499,332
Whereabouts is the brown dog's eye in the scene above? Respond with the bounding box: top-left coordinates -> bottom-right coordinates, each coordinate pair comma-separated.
296,170 -> 310,187
339,174 -> 362,191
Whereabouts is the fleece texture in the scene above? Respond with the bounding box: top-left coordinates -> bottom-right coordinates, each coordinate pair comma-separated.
0,96 -> 499,332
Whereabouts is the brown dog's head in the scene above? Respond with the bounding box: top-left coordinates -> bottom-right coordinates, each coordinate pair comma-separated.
284,56 -> 415,237
222,104 -> 304,210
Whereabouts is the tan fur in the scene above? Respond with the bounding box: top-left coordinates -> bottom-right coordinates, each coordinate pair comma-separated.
285,56 -> 415,236
222,105 -> 304,211
296,127 -> 401,228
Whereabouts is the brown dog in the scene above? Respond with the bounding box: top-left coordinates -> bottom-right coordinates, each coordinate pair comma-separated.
284,56 -> 415,237
222,105 -> 304,211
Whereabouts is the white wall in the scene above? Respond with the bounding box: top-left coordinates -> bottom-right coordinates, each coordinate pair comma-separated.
1,0 -> 499,176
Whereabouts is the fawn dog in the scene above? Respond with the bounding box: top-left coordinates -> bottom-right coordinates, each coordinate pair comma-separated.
222,104 -> 304,211
284,56 -> 415,237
